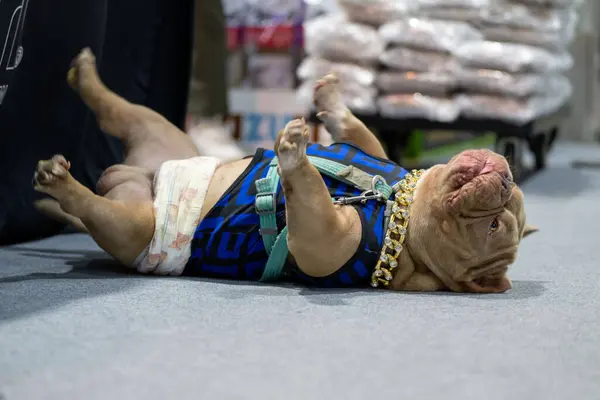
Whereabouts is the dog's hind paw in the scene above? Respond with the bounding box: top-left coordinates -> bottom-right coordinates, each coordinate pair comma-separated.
313,73 -> 348,138
67,47 -> 99,94
33,154 -> 72,196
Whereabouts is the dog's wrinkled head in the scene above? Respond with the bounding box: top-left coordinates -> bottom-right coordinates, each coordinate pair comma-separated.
404,149 -> 536,293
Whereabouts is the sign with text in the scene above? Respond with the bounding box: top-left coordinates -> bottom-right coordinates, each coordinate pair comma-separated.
224,89 -> 331,152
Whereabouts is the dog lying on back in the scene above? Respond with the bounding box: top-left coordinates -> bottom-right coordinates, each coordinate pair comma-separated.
34,48 -> 537,293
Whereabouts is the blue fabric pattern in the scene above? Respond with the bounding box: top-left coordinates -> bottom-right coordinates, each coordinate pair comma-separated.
183,142 -> 408,287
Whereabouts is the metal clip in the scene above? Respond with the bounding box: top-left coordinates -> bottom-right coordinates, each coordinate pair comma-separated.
333,190 -> 384,206
371,175 -> 386,195
332,175 -> 388,205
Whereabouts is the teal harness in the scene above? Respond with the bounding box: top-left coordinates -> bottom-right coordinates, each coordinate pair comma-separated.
254,156 -> 397,282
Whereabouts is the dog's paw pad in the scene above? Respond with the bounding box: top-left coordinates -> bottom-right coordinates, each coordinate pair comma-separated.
313,73 -> 349,138
275,118 -> 310,172
67,47 -> 99,92
314,73 -> 347,116
34,155 -> 71,189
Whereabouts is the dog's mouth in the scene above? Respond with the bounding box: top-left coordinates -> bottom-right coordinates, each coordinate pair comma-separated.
447,149 -> 512,187
444,150 -> 514,213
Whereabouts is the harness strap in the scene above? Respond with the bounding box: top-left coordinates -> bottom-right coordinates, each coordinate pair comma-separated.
254,157 -> 280,255
255,155 -> 394,282
307,156 -> 393,199
260,226 -> 289,282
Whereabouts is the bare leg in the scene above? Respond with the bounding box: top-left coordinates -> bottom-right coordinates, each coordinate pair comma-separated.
36,48 -> 205,234
275,119 -> 362,277
33,162 -> 153,233
33,155 -> 154,266
67,48 -> 200,171
313,73 -> 387,159
34,48 -> 204,256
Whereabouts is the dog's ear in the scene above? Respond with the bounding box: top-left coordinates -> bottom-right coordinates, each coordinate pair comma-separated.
522,224 -> 539,238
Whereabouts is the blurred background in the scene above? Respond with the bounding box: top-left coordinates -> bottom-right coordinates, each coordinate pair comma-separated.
3,2 -> 600,395
0,0 -> 598,244
186,0 -> 599,164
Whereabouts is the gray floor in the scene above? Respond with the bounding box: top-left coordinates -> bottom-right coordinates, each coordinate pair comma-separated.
1,141 -> 600,400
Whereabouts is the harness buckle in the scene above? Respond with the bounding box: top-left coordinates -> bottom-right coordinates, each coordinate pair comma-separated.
370,175 -> 387,198
255,192 -> 277,215
259,227 -> 279,236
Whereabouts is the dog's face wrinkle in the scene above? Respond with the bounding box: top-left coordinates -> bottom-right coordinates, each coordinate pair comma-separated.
432,217 -> 513,280
405,150 -> 527,292
454,174 -> 509,214
461,244 -> 518,282
455,208 -> 521,279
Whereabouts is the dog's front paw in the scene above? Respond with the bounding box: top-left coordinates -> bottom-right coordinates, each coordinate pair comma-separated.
275,118 -> 310,172
313,73 -> 348,138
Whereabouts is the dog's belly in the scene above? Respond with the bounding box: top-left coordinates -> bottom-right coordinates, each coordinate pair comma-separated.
198,158 -> 253,221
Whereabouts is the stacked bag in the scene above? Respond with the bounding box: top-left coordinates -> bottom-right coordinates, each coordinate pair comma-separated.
376,0 -> 486,121
298,0 -> 415,114
298,0 -> 581,125
453,0 -> 581,124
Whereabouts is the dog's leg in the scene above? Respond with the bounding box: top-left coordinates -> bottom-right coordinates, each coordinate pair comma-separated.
40,48 -> 202,232
33,155 -> 154,266
34,198 -> 88,233
67,48 -> 200,171
314,73 -> 387,159
276,119 -> 362,277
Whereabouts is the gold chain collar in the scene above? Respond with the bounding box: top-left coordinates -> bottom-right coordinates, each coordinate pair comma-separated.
371,169 -> 426,288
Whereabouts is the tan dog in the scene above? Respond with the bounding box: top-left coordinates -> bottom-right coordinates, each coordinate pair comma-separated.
34,48 -> 536,293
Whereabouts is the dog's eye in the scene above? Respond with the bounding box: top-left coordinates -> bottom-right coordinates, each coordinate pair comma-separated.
489,217 -> 499,233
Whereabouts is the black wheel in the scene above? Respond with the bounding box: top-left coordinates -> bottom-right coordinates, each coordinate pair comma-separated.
548,128 -> 558,148
531,133 -> 549,170
496,137 -> 523,182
